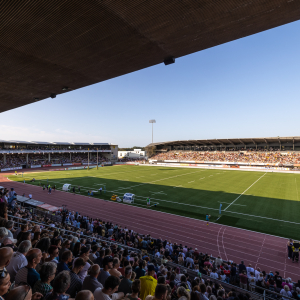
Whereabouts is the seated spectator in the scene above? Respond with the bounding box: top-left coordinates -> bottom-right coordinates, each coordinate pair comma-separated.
72,247 -> 91,282
239,270 -> 248,290
118,266 -> 133,295
109,257 -> 122,278
15,248 -> 42,288
94,275 -> 121,300
280,285 -> 292,300
75,290 -> 94,300
98,256 -> 113,286
57,250 -> 72,274
44,270 -> 71,300
67,257 -> 85,298
124,279 -> 141,300
33,262 -> 57,297
177,286 -> 190,300
7,240 -> 31,282
0,268 -> 11,300
83,264 -> 103,293
45,245 -> 59,264
5,284 -> 42,300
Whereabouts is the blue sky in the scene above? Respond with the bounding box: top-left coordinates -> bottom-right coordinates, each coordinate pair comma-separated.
1,21 -> 300,147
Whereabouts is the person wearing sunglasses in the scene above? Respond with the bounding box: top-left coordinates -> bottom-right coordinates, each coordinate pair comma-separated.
5,283 -> 43,300
0,268 -> 11,300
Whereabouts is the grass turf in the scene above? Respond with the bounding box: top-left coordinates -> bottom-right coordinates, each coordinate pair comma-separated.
9,165 -> 300,239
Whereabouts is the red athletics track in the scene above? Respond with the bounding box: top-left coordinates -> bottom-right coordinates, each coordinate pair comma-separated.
1,169 -> 300,281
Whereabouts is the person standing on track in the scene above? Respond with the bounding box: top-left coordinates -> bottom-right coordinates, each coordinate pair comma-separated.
43,185 -> 45,191
206,214 -> 210,225
48,186 -> 52,194
287,239 -> 293,259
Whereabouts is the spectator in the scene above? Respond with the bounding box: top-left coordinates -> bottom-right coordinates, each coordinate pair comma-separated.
239,270 -> 248,290
75,290 -> 94,300
73,247 -> 91,282
44,270 -> 71,300
109,257 -> 122,278
33,262 -> 57,297
45,245 -> 59,264
140,264 -> 157,300
280,285 -> 292,300
5,285 -> 42,300
66,257 -> 85,298
94,275 -> 121,300
15,248 -> 42,288
135,260 -> 146,279
118,266 -> 133,295
238,261 -> 246,274
125,279 -> 140,300
197,284 -> 209,300
7,240 -> 31,282
57,250 -> 72,274
177,286 -> 190,300
0,268 -> 11,300
83,264 -> 103,293
98,256 -> 113,286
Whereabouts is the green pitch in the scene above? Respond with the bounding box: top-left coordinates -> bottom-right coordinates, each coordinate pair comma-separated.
9,165 -> 300,239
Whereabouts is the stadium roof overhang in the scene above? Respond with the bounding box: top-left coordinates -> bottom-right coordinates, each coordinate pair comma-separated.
147,137 -> 300,148
1,1 -> 300,113
0,140 -> 112,146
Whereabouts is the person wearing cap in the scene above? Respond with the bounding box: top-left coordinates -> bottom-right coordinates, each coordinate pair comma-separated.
98,256 -> 113,286
73,247 -> 91,282
140,264 -> 157,300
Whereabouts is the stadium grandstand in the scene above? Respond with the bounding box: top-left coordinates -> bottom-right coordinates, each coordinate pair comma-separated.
146,136 -> 300,170
0,140 -> 118,172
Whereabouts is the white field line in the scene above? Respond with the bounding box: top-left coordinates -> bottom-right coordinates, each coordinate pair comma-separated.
295,178 -> 299,201
221,227 -> 228,261
255,235 -> 266,269
224,173 -> 267,211
188,181 -> 195,183
217,201 -> 246,207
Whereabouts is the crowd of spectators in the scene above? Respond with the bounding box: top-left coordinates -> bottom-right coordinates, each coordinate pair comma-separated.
0,154 -> 109,169
150,151 -> 300,165
0,184 -> 299,300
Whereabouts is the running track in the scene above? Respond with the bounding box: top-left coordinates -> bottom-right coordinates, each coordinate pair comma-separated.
1,169 -> 300,280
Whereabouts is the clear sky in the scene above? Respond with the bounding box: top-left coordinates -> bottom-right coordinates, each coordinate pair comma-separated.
1,21 -> 300,148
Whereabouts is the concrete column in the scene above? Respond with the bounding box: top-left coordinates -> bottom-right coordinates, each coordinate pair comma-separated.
48,153 -> 50,162
3,154 -> 6,164
26,154 -> 28,163
256,144 -> 257,150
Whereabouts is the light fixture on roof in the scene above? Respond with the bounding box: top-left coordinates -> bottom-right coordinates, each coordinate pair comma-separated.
62,86 -> 69,91
34,97 -> 39,101
50,93 -> 56,98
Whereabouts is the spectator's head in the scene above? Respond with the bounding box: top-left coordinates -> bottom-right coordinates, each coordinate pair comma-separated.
155,284 -> 168,300
131,279 -> 141,294
75,290 -> 94,300
73,258 -> 86,273
32,225 -> 40,233
147,264 -> 156,276
200,284 -> 206,294
0,268 -> 11,296
79,247 -> 90,259
113,257 -> 120,269
284,285 -> 290,292
89,264 -> 100,278
103,276 -> 120,295
48,245 -> 59,258
103,256 -> 113,270
5,221 -> 14,231
21,224 -> 28,232
61,250 -> 73,263
0,228 -> 8,240
177,286 -> 190,300
18,240 -> 31,255
40,262 -> 57,283
52,270 -> 71,294
35,237 -> 51,253
26,248 -> 42,268
158,276 -> 166,285
0,247 -> 13,269
124,265 -> 132,278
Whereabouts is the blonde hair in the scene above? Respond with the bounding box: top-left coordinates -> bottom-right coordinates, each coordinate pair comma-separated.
284,285 -> 290,292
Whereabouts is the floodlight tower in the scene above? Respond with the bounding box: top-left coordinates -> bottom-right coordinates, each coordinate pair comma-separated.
149,119 -> 156,144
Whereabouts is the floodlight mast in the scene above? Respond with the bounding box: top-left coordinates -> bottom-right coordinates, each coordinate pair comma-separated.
149,119 -> 156,144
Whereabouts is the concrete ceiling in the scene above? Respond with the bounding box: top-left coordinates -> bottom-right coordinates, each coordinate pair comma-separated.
1,0 -> 300,112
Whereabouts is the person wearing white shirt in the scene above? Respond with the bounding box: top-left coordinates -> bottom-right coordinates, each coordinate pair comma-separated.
94,275 -> 121,300
254,267 -> 261,280
210,268 -> 219,279
73,248 -> 91,282
246,264 -> 254,277
7,240 -> 31,282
